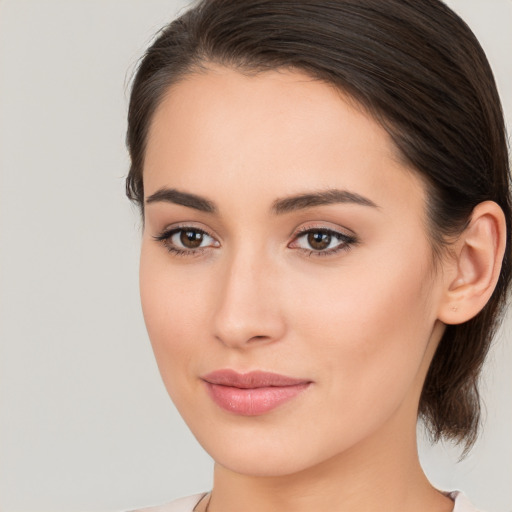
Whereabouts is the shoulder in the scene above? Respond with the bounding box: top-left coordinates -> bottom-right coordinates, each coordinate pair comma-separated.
128,493 -> 207,512
449,491 -> 486,512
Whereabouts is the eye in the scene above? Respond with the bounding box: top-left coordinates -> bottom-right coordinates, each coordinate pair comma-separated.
153,226 -> 220,255
290,228 -> 357,256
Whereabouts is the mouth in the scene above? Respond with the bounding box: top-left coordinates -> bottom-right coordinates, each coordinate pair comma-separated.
201,369 -> 312,416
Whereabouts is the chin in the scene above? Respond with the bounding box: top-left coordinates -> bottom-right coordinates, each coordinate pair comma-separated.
188,425 -> 306,477
191,422 -> 356,479
212,449 -> 315,478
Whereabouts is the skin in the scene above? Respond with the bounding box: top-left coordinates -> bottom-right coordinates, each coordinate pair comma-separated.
140,65 -> 459,512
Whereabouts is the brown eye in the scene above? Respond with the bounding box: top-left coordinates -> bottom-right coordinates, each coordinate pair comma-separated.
154,227 -> 219,255
180,229 -> 204,248
290,227 -> 357,255
307,231 -> 331,250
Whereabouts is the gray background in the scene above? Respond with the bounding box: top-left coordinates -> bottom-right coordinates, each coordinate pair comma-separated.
0,1 -> 510,511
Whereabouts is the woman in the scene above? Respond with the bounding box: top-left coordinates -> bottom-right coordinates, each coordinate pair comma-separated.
125,1 -> 511,511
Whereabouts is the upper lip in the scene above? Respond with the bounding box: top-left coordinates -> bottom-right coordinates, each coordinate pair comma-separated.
202,369 -> 311,389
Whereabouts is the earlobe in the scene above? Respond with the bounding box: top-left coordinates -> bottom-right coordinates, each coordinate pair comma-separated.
438,201 -> 507,325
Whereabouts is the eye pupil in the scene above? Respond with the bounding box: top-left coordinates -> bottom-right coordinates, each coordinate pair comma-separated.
308,231 -> 331,250
180,230 -> 203,248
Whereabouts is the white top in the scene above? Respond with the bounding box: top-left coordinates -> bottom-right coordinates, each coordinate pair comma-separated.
130,490 -> 483,512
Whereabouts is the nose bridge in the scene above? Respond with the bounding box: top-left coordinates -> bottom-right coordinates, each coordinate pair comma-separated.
213,242 -> 284,348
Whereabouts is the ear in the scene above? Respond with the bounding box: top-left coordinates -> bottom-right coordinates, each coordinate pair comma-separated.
438,201 -> 507,325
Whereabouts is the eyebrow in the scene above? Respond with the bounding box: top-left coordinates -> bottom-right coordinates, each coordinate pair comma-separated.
144,187 -> 378,215
145,187 -> 217,213
271,189 -> 378,214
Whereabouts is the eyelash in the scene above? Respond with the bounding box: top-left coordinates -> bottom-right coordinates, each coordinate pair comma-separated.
291,227 -> 358,257
153,226 -> 358,257
153,225 -> 217,257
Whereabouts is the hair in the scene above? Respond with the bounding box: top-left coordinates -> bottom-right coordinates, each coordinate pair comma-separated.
126,0 -> 511,451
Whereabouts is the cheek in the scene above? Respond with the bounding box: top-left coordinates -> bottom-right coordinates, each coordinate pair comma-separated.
288,247 -> 436,414
139,245 -> 211,382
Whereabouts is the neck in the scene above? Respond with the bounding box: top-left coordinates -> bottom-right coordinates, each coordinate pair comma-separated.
206,413 -> 452,512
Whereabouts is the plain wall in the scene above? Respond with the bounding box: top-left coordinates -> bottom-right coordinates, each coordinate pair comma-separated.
0,1 -> 510,511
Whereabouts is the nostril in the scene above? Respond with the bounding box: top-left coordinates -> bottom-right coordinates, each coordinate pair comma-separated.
248,335 -> 269,342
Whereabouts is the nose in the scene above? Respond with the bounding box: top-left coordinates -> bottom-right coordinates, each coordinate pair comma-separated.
212,248 -> 286,349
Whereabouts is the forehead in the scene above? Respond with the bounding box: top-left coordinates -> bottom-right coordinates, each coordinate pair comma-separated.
146,65 -> 396,160
143,65 -> 426,216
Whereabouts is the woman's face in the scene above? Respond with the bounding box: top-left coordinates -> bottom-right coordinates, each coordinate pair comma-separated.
140,66 -> 447,477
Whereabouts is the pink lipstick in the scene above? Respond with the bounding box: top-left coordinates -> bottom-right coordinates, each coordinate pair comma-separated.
201,369 -> 311,416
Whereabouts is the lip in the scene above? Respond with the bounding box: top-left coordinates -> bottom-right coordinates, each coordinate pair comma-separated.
201,369 -> 311,416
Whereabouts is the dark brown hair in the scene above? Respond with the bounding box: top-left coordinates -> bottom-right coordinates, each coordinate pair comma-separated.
126,0 -> 511,451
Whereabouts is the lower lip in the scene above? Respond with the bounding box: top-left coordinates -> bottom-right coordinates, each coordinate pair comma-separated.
204,382 -> 310,416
